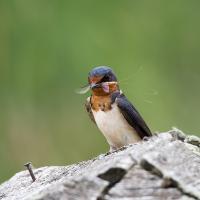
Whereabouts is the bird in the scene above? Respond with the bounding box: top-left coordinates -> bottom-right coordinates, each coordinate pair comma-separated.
85,66 -> 152,152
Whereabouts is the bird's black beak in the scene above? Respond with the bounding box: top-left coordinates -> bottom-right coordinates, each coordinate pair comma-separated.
90,83 -> 100,89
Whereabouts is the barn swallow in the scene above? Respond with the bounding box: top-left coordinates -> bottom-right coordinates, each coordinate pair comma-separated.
84,66 -> 152,152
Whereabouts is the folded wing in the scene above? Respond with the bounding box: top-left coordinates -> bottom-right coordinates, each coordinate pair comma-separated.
116,94 -> 152,138
85,97 -> 96,124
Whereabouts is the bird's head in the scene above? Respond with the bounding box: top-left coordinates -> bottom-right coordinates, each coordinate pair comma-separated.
88,66 -> 119,96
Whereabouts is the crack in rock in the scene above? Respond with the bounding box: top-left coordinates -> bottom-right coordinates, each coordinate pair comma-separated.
97,168 -> 127,200
140,159 -> 199,200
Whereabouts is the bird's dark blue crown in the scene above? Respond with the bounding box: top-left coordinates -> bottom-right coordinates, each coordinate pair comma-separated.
88,66 -> 117,82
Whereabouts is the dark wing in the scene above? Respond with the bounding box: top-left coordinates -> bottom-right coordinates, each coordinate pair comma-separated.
85,97 -> 96,124
116,93 -> 152,138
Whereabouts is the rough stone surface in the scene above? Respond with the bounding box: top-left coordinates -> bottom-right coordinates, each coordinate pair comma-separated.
0,129 -> 200,200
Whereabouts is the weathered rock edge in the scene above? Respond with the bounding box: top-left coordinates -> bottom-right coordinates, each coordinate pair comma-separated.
0,129 -> 200,200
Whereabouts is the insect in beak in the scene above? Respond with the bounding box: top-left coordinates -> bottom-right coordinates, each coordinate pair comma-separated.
90,82 -> 110,93
101,82 -> 110,93
75,84 -> 90,94
76,82 -> 110,94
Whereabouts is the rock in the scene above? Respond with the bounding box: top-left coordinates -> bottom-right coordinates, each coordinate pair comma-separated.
0,130 -> 200,200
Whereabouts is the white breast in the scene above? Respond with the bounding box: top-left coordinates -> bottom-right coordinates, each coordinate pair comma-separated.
92,103 -> 141,148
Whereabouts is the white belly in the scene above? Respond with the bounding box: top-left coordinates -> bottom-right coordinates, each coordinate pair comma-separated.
92,103 -> 141,148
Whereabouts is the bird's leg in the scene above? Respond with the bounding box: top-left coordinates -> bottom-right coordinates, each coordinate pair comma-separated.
109,145 -> 117,153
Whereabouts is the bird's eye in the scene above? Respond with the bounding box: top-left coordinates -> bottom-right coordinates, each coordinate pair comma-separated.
101,75 -> 109,83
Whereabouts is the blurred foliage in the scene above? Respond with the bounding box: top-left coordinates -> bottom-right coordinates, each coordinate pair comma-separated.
0,0 -> 200,183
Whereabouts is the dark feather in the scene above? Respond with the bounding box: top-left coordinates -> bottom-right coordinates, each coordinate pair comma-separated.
116,93 -> 152,138
85,97 -> 96,124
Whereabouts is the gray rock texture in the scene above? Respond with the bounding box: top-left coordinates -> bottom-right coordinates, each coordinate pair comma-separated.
0,129 -> 200,200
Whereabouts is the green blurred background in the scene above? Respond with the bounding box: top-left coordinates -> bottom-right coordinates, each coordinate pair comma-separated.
0,0 -> 200,183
